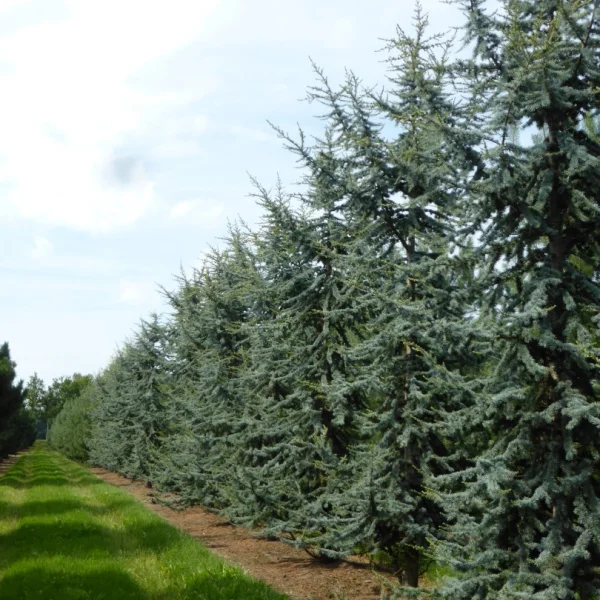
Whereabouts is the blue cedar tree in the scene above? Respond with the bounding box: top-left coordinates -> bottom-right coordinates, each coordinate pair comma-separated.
88,315 -> 171,483
223,176 -> 370,550
439,1 -> 600,598
276,10 -> 486,589
159,228 -> 256,508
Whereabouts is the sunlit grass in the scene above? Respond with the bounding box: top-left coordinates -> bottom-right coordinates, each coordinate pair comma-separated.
0,442 -> 286,600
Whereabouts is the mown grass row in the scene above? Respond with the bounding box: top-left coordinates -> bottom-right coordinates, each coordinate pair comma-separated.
0,442 -> 286,599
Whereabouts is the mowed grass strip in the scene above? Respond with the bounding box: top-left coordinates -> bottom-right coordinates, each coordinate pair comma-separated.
0,443 -> 287,600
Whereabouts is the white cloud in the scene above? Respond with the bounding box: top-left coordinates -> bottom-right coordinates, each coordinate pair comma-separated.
229,125 -> 273,143
161,114 -> 211,137
269,83 -> 289,94
4,250 -> 151,277
0,0 -> 26,12
31,236 -> 53,260
330,18 -> 354,50
151,140 -> 204,160
168,199 -> 224,224
1,142 -> 157,232
150,114 -> 212,159
0,0 -> 221,233
119,279 -> 154,305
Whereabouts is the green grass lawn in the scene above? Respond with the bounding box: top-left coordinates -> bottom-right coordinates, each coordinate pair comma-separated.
0,443 -> 287,600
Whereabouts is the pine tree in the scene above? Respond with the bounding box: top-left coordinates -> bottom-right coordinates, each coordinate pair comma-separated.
0,342 -> 35,458
212,215 -> 294,527
439,1 -> 600,598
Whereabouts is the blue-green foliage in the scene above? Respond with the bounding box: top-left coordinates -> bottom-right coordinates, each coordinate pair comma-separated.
87,315 -> 173,482
436,1 -> 600,599
282,16 -> 487,587
160,234 -> 256,507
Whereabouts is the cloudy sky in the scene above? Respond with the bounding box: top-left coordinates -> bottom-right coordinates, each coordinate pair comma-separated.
0,0 -> 464,384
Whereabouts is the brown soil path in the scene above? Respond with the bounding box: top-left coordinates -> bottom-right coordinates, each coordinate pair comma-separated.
0,451 -> 28,477
89,467 -> 398,600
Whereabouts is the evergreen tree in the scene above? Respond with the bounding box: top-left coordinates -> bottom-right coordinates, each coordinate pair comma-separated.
121,315 -> 172,484
89,316 -> 171,484
48,377 -> 95,462
266,12 -> 486,586
160,230 -> 256,507
224,135 -> 375,553
0,342 -> 35,458
209,220 -> 290,525
88,352 -> 136,473
439,1 -> 600,598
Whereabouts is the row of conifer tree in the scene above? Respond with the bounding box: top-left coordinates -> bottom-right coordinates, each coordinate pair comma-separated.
49,1 -> 600,597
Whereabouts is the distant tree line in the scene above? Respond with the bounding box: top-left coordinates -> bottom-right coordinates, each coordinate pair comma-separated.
49,1 -> 600,598
27,372 -> 93,442
0,363 -> 93,460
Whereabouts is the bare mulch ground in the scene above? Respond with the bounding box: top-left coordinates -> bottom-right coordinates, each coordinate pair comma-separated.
89,467 -> 398,600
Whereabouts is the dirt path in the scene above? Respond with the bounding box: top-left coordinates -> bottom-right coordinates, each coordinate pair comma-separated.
89,467 -> 397,600
0,452 -> 28,477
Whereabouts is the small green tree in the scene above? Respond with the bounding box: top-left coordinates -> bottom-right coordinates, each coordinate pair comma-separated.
48,378 -> 95,461
25,372 -> 46,438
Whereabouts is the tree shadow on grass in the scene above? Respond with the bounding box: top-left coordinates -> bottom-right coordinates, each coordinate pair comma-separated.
0,476 -> 28,488
0,498 -> 133,520
0,517 -> 286,599
4,476 -> 72,488
0,457 -> 286,599
0,517 -> 193,569
0,471 -> 104,489
0,564 -> 287,600
0,565 -> 147,600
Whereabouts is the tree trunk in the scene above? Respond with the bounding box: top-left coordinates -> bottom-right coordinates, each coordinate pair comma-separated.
404,546 -> 419,588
